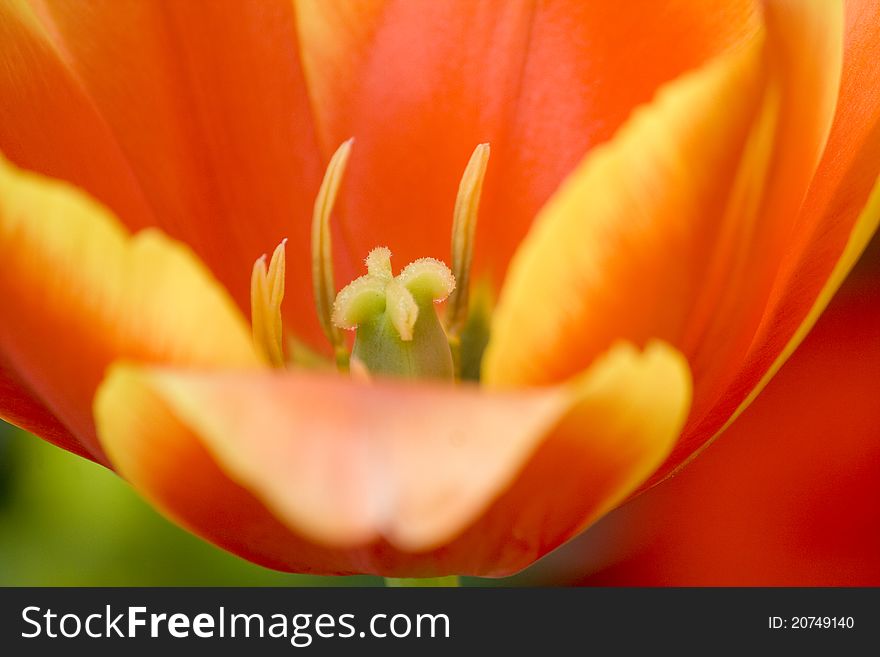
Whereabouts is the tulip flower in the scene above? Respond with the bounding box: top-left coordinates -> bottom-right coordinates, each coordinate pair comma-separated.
0,0 -> 878,580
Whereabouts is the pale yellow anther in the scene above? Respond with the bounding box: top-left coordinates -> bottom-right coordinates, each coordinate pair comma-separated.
267,238 -> 287,307
250,239 -> 287,367
312,138 -> 353,362
365,246 -> 393,279
446,143 -> 490,337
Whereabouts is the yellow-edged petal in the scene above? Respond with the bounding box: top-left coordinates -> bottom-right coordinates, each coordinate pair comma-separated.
485,1 -> 851,492
656,0 -> 880,489
19,0 -> 327,347
0,156 -> 261,462
94,342 -> 690,576
483,31 -> 768,388
680,171 -> 880,475
485,1 -> 844,421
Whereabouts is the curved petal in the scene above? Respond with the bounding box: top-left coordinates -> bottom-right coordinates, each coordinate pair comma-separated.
484,27 -> 769,385
0,362 -> 86,460
0,157 -> 261,464
652,166 -> 880,487
295,0 -> 761,285
485,2 -> 860,483
652,0 -> 880,487
94,342 -> 690,577
573,276 -> 880,585
0,0 -> 156,229
21,0 -> 326,343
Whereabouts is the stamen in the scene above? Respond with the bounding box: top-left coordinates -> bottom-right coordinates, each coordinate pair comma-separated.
446,143 -> 490,338
312,138 -> 353,367
267,238 -> 287,308
250,240 -> 287,367
306,141 -> 487,381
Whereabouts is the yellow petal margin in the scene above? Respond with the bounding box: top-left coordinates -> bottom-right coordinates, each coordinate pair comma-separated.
484,0 -> 845,395
481,29 -> 768,389
689,172 -> 880,470
93,342 -> 690,575
0,155 -> 261,462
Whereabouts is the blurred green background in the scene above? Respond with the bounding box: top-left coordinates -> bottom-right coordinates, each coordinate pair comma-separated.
0,420 -> 540,586
0,421 -> 383,586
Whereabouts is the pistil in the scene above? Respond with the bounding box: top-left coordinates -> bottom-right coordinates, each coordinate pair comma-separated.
332,248 -> 456,380
251,140 -> 490,379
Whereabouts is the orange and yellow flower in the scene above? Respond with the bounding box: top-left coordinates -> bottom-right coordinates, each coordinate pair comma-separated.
0,0 -> 878,577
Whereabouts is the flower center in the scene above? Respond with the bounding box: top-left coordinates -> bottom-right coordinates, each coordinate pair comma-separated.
249,140 -> 490,382
332,247 -> 456,379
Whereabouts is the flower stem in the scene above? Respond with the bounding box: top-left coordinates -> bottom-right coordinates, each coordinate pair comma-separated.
384,576 -> 460,587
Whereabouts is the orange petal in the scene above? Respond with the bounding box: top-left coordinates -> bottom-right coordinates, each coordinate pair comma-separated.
677,0 -> 845,428
94,342 -> 690,576
0,362 -> 86,460
486,2 -> 855,482
484,28 -> 770,386
573,273 -> 880,585
295,0 -> 760,285
0,0 -> 156,230
22,0 -> 326,344
0,157 -> 261,464
653,0 -> 880,487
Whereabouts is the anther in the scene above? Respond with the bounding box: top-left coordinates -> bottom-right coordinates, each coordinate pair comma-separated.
312,138 -> 354,369
446,143 -> 490,339
308,140 -> 488,381
250,239 -> 287,367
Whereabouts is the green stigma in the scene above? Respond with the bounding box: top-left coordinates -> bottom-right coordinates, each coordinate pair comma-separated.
307,140 -> 490,380
332,247 -> 456,380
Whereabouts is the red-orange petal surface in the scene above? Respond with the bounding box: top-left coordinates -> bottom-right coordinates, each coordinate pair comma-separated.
14,0 -> 326,343
296,0 -> 761,287
570,270 -> 880,586
655,0 -> 880,487
0,0 -> 156,230
484,1 -> 880,494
